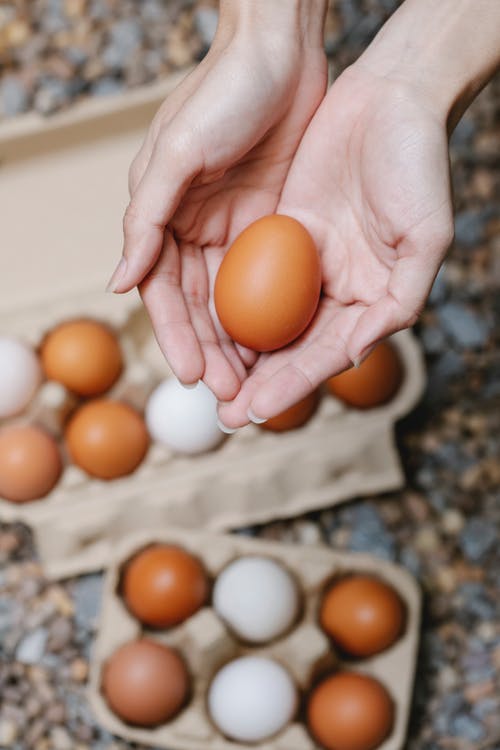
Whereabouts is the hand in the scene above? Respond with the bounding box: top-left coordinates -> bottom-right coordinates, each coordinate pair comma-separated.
108,1 -> 327,401
218,62 -> 454,427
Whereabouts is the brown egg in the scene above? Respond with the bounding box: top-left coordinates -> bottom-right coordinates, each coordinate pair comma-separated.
214,215 -> 321,352
320,576 -> 405,657
0,425 -> 62,503
326,342 -> 402,409
66,400 -> 149,479
102,639 -> 189,726
122,544 -> 209,628
41,319 -> 122,396
260,391 -> 320,432
307,672 -> 394,750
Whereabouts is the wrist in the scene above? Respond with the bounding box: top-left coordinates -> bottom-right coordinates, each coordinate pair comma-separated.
218,0 -> 327,51
356,0 -> 500,133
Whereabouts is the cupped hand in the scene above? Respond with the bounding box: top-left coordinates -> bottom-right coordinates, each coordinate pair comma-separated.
219,63 -> 454,428
108,20 -> 327,401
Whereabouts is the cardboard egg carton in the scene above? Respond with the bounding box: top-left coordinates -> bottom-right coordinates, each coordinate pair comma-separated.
89,527 -> 421,750
0,71 -> 425,578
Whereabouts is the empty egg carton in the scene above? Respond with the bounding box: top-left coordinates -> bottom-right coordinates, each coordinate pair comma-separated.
89,527 -> 421,750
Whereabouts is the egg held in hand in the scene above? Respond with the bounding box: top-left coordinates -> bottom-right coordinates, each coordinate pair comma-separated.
307,672 -> 394,750
102,639 -> 189,727
326,341 -> 402,409
214,214 -> 321,352
0,425 -> 62,503
213,556 -> 300,643
121,544 -> 209,628
0,337 -> 42,419
320,575 -> 405,657
208,656 -> 297,743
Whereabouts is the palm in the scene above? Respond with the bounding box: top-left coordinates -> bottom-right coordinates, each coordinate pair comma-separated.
139,49 -> 327,400
219,66 -> 453,426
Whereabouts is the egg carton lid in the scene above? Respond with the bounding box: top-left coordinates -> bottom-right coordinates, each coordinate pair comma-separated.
0,69 -> 191,324
88,526 -> 422,750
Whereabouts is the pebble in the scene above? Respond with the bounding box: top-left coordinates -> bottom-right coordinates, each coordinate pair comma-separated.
34,78 -> 72,115
72,574 -> 103,629
441,509 -> 465,535
0,74 -> 30,116
437,302 -> 491,349
47,616 -> 74,652
0,719 -> 19,746
50,727 -> 74,750
460,518 -> 497,561
15,628 -> 48,665
194,7 -> 219,48
449,714 -> 486,742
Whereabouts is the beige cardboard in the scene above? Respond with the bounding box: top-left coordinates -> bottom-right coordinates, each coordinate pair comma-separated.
88,527 -> 421,750
0,74 -> 426,579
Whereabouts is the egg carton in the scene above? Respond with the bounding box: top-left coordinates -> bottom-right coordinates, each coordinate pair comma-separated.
88,527 -> 421,750
0,71 -> 425,579
0,308 -> 425,579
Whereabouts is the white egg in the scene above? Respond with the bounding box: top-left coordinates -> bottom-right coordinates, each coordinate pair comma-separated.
0,337 -> 42,419
145,378 -> 224,454
213,556 -> 299,643
208,656 -> 297,742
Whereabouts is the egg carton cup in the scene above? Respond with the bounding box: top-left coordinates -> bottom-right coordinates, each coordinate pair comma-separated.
1,316 -> 425,580
0,72 -> 425,578
89,527 -> 421,750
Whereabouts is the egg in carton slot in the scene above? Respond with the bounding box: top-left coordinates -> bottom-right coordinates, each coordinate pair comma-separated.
88,527 -> 421,750
1,307 -> 426,579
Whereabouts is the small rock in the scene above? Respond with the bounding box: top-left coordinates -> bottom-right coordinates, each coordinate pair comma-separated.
33,78 -> 71,115
70,657 -> 89,683
103,19 -> 143,69
465,680 -> 495,703
414,526 -> 440,553
460,518 -> 497,561
0,74 -> 30,117
49,726 -> 73,750
449,713 -> 486,741
90,77 -> 125,97
0,719 -> 19,746
47,616 -> 73,652
441,509 -> 465,535
47,586 -> 74,618
454,209 -> 487,247
45,702 -> 66,724
437,302 -> 490,349
194,7 -> 219,47
16,628 -> 48,665
72,574 -> 103,628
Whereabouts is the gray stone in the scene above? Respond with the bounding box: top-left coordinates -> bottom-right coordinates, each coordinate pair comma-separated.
437,302 -> 490,349
428,265 -> 448,305
72,574 -> 103,628
90,77 -> 125,97
421,325 -> 446,354
47,616 -> 73,652
195,7 -> 219,47
460,518 -> 497,561
34,78 -> 71,115
15,628 -> 48,665
454,210 -> 486,247
0,75 -> 30,117
450,116 -> 476,147
450,714 -> 486,741
103,19 -> 143,69
346,504 -> 395,560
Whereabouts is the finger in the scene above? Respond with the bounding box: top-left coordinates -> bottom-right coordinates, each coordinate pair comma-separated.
179,243 -> 243,401
108,126 -> 202,294
218,304 -> 362,428
139,232 -> 204,386
347,223 -> 453,362
235,343 -> 259,369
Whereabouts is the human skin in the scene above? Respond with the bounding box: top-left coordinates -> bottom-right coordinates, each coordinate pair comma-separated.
107,0 -> 328,401
109,0 -> 500,428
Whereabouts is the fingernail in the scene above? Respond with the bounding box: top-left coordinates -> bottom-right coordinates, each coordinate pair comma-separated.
106,257 -> 128,293
217,417 -> 237,435
248,408 -> 267,425
352,345 -> 375,369
180,380 -> 198,390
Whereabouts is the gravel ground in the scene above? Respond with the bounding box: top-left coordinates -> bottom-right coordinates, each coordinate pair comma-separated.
1,1 -> 499,749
